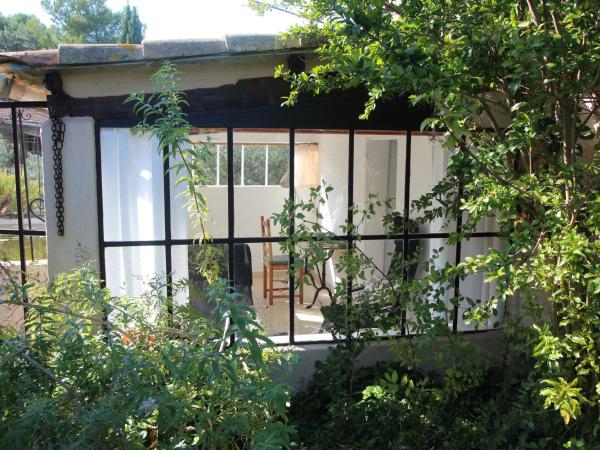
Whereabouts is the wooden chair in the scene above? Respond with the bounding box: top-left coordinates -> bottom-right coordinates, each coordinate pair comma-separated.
261,216 -> 303,305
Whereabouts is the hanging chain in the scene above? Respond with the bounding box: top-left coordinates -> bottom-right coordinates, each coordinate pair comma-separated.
49,107 -> 65,236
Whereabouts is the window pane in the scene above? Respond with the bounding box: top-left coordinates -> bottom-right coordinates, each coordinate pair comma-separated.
295,130 -> 348,236
0,234 -> 23,327
0,110 -> 18,231
299,238 -> 412,340
354,131 -> 406,236
233,129 -> 289,238
247,240 -> 290,339
202,143 -> 218,186
294,240 -> 344,341
406,238 -> 456,334
267,145 -> 289,185
105,246 -> 166,298
0,235 -> 48,326
172,244 -> 228,316
243,145 -> 266,186
17,108 -> 47,232
233,144 -> 242,186
100,128 -> 165,241
171,243 -> 290,338
25,235 -> 48,289
218,145 -> 228,186
410,134 -> 456,234
456,237 -> 506,331
170,129 -> 228,239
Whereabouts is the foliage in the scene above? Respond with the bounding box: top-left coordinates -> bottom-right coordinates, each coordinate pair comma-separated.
0,265 -> 292,449
0,137 -> 44,216
0,13 -> 56,51
290,349 -> 589,450
277,189 -> 594,448
258,0 -> 600,445
41,0 -> 122,44
2,0 -> 147,48
0,168 -> 43,216
120,62 -> 292,447
118,3 -> 145,45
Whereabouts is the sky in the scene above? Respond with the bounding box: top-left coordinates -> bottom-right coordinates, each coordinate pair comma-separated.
0,0 -> 300,40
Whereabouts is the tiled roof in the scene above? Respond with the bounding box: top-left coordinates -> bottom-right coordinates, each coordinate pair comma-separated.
0,34 -> 313,68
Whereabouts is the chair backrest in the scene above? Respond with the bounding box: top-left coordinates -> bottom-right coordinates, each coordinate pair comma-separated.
260,216 -> 273,263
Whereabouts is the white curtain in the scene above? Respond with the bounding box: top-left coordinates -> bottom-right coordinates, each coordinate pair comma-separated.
295,143 -> 320,187
100,128 -> 166,297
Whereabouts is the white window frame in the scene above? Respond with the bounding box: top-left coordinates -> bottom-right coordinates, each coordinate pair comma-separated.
209,143 -> 287,187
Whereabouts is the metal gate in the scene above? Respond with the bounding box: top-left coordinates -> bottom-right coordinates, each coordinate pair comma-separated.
0,101 -> 48,290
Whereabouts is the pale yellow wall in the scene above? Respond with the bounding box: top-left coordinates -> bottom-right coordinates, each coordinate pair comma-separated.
60,53 -> 295,99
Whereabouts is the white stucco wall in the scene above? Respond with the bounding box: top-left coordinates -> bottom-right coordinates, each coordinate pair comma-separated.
42,117 -> 100,279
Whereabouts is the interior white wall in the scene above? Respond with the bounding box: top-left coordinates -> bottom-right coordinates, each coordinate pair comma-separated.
41,117 -> 100,279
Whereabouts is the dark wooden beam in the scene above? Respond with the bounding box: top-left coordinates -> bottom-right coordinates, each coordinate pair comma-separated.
70,76 -> 431,131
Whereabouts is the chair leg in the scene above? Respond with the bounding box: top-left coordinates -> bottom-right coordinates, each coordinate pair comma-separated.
268,266 -> 274,306
299,267 -> 304,304
263,262 -> 267,298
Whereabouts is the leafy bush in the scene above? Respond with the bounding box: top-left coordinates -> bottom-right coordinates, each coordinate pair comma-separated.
0,168 -> 42,215
259,0 -> 600,446
0,266 -> 292,449
276,184 -> 600,448
290,349 -> 577,450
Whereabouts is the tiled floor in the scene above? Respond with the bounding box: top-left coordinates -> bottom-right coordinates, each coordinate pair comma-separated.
250,272 -> 333,337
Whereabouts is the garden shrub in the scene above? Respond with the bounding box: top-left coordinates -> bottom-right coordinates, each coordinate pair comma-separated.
254,0 -> 600,447
275,183 -> 600,448
0,266 -> 293,449
0,168 -> 42,215
290,349 -> 575,450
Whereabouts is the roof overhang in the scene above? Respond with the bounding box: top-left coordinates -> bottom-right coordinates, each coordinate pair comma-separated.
0,35 -> 317,101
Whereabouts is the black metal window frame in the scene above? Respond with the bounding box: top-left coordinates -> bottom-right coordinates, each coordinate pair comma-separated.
0,101 -> 48,294
95,118 -> 502,345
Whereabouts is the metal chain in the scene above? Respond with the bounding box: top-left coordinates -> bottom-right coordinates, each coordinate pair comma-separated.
49,107 -> 65,236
